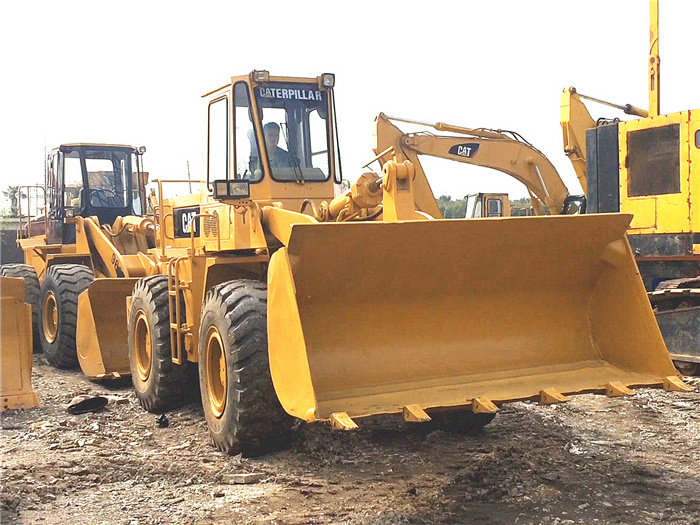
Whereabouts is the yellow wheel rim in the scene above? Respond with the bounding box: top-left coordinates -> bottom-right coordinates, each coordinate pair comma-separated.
205,327 -> 227,418
42,291 -> 58,343
133,310 -> 152,382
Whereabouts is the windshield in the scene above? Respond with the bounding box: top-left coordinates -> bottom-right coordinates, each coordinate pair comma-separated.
64,147 -> 132,209
251,82 -> 331,182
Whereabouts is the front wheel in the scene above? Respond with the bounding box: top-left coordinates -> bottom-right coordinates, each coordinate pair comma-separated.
128,275 -> 188,412
39,264 -> 94,368
0,264 -> 41,352
198,280 -> 297,456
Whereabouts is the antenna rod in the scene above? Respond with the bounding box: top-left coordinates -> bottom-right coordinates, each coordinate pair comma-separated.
649,0 -> 660,117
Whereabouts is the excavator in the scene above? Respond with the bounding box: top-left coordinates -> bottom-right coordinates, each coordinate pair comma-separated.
371,113 -> 586,216
5,71 -> 686,457
560,0 -> 700,375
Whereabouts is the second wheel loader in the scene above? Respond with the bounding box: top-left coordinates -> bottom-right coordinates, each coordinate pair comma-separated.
6,143 -> 152,376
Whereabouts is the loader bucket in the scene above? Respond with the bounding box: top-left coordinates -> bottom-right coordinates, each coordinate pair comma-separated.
77,279 -> 139,379
1,277 -> 40,411
267,214 -> 678,422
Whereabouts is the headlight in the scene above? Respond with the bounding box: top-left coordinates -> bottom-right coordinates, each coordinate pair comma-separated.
252,70 -> 270,83
228,181 -> 250,197
320,73 -> 335,88
212,179 -> 250,200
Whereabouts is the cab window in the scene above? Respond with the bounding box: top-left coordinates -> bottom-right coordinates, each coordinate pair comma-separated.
233,83 -> 262,181
254,83 -> 331,182
208,97 -> 229,185
486,198 -> 503,217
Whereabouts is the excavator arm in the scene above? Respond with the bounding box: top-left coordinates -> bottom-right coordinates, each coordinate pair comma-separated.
560,87 -> 596,194
373,113 -> 574,216
560,86 -> 648,193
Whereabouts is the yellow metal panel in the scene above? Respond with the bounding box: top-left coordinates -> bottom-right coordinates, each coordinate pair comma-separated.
267,215 -> 677,421
76,279 -> 139,379
1,277 -> 40,411
690,111 -> 700,236
267,247 -> 319,421
620,112 -> 691,235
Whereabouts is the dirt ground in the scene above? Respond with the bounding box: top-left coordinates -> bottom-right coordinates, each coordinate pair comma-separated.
2,357 -> 700,525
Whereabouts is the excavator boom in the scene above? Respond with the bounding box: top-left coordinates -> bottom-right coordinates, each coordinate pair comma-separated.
373,113 -> 576,215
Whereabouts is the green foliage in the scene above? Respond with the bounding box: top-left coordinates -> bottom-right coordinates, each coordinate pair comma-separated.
437,195 -> 467,218
510,197 -> 531,208
437,194 -> 538,218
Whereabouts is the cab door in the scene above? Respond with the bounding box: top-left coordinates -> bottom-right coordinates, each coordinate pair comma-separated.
690,111 -> 700,254
619,111 -> 691,235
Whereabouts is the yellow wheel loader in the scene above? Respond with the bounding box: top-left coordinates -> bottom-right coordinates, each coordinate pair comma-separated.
560,0 -> 700,375
70,70 -> 675,457
10,73 -> 683,456
7,143 -> 154,377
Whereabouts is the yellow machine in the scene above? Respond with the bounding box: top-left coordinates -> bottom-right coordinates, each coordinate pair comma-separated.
8,72 -> 685,456
112,71 -> 682,456
465,193 -> 510,218
560,0 -> 700,375
1,277 -> 40,411
464,193 -> 533,217
372,113 -> 586,216
4,144 -> 152,377
369,114 -> 586,219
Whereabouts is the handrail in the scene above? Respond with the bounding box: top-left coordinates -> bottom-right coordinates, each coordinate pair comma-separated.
16,185 -> 47,240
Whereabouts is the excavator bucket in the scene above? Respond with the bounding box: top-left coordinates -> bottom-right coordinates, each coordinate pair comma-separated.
267,214 -> 679,423
1,277 -> 40,411
77,278 -> 139,379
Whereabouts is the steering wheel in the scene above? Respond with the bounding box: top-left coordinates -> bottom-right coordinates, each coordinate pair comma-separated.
89,188 -> 120,207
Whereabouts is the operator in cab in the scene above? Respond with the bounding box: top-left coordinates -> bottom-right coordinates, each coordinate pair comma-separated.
263,122 -> 297,169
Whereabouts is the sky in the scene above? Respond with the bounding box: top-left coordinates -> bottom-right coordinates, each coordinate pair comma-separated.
1,0 -> 698,208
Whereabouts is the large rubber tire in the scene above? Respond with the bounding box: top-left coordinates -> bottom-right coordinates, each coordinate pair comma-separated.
128,275 -> 188,413
198,280 -> 296,457
0,264 -> 42,352
39,264 -> 94,369
427,409 -> 496,434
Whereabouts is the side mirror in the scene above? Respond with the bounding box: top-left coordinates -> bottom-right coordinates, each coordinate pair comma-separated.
561,195 -> 587,215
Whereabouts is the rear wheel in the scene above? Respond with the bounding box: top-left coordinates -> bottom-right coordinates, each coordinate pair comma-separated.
39,264 -> 94,368
0,264 -> 41,352
198,280 -> 296,456
427,409 -> 496,434
128,275 -> 188,412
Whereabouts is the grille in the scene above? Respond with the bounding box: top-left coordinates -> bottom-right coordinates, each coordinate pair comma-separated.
203,212 -> 219,238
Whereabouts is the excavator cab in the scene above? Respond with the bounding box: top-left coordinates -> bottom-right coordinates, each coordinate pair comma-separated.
45,144 -> 147,244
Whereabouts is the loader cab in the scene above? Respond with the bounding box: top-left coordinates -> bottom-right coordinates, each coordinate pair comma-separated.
205,71 -> 341,210
46,144 -> 146,244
